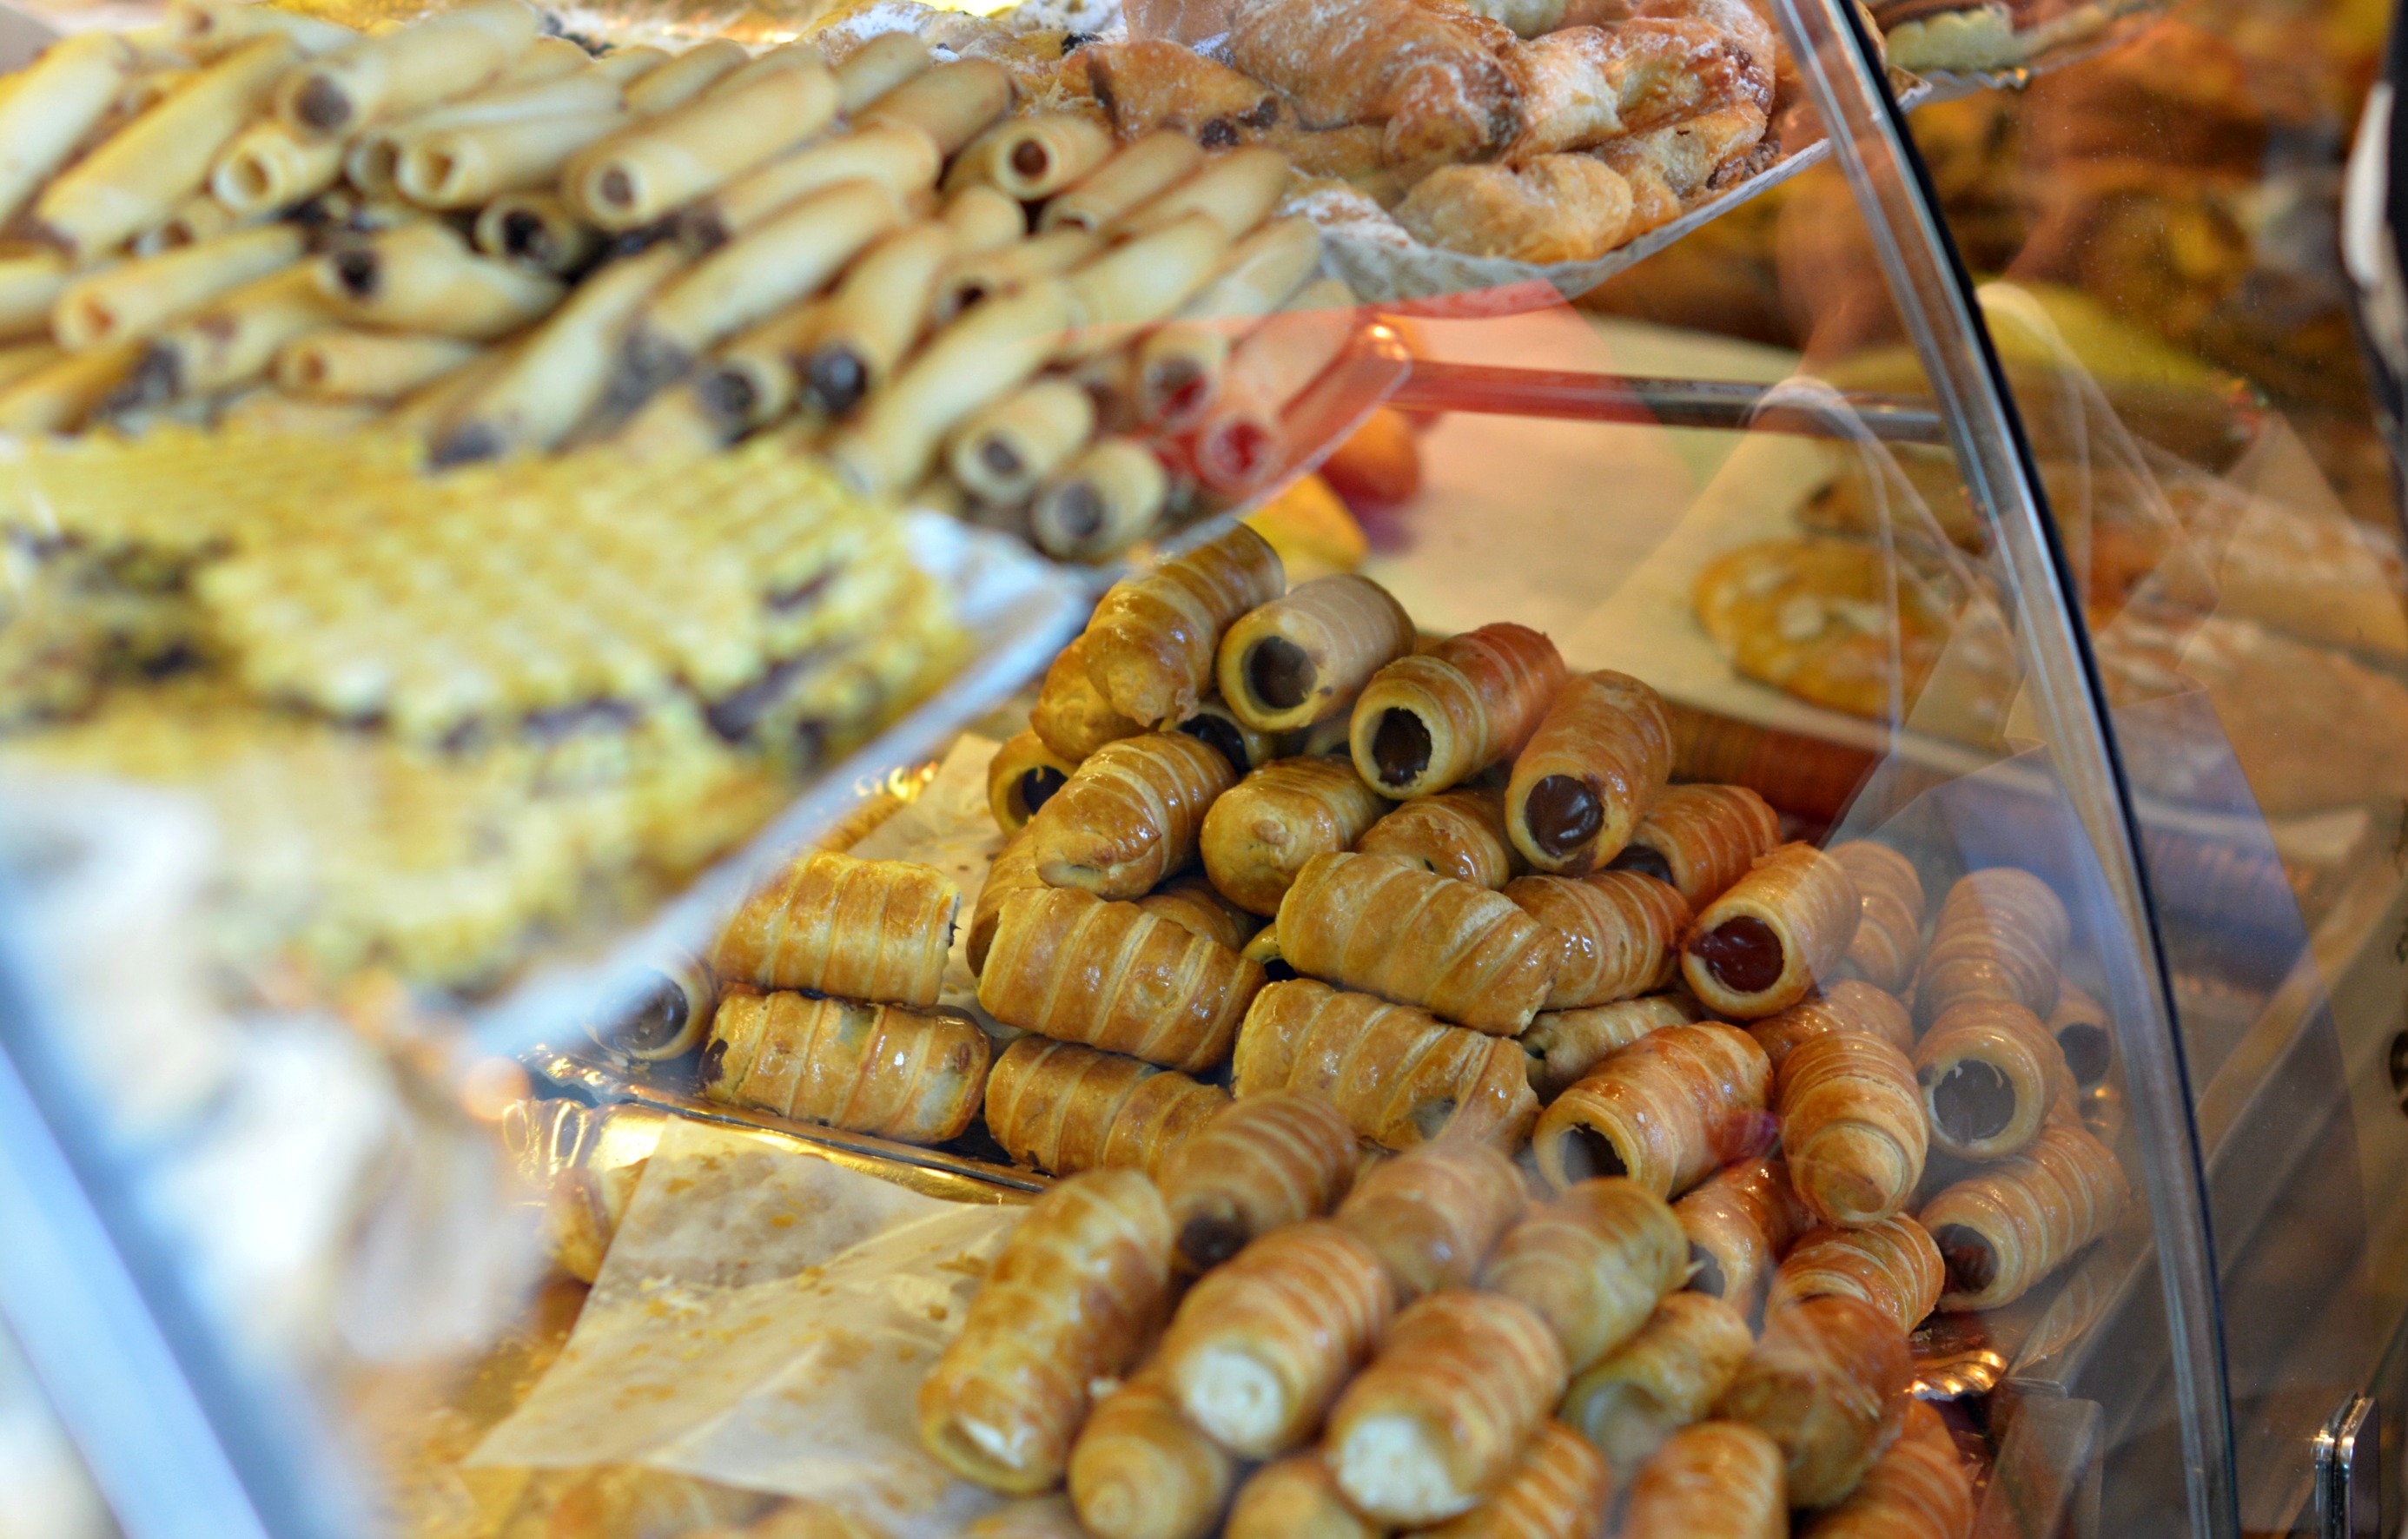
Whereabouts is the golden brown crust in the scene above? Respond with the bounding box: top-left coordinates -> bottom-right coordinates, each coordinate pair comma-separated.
1081,40 -> 1283,146
1234,977 -> 1539,1150
990,729 -> 1078,836
1776,1032 -> 1927,1228
1505,670 -> 1675,875
1532,1022 -> 1772,1198
1227,0 -> 1521,163
1829,842 -> 1925,994
1912,999 -> 2073,1162
1031,632 -> 1146,762
1521,993 -> 1703,1099
1412,1420 -> 1611,1539
1161,1090 -> 1361,1270
1137,869 -> 1264,951
1505,14 -> 1771,162
1623,1421 -> 1786,1539
1217,574 -> 1417,734
2047,980 -> 2114,1089
712,850 -> 960,1007
1085,525 -> 1287,729
1800,1400 -> 1974,1539
546,1158 -> 648,1285
1226,1455 -> 1381,1539
1679,842 -> 1861,1019
1203,756 -> 1394,916
1068,1372 -> 1237,1539
1480,1175 -> 1688,1372
1717,1294 -> 1911,1508
978,887 -> 1267,1071
1333,1138 -> 1528,1301
1748,981 -> 1915,1071
1769,1216 -> 1944,1335
1278,850 -> 1562,1034
1915,867 -> 2069,1026
1562,1292 -> 1755,1475
1177,696 -> 1287,773
969,826 -> 1044,976
1920,1118 -> 2127,1311
1356,785 -> 1524,889
1395,153 -> 1638,263
698,990 -> 991,1145
1672,1155 -> 1810,1315
1348,623 -> 1567,799
1029,731 -> 1240,899
1611,783 -> 1781,910
1508,871 -> 1690,1010
984,1036 -> 1229,1180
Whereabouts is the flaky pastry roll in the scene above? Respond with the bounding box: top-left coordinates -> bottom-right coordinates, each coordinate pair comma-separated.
1561,1292 -> 1754,1476
54,224 -> 305,352
1030,632 -> 1144,762
1777,1032 -> 1927,1228
1520,994 -> 1701,1100
1748,980 -> 1914,1072
1161,1090 -> 1359,1269
1413,1420 -> 1611,1539
1277,851 -> 1561,1034
275,0 -> 534,136
989,729 -> 1076,836
1506,670 -> 1675,875
700,989 -> 991,1146
1608,783 -> 1781,910
984,1036 -> 1227,1181
585,951 -> 716,1060
1356,786 -> 1523,890
1068,1372 -> 1235,1539
1203,756 -> 1393,916
1234,977 -> 1538,1150
1621,1421 -> 1784,1539
568,62 -> 838,229
1137,870 -> 1262,952
1215,573 -> 1416,734
969,827 -> 1043,977
0,32 -> 136,234
1680,842 -> 1861,1019
1177,697 -> 1284,775
1915,867 -> 2069,1026
1226,1455 -> 1379,1539
1349,623 -> 1567,799
1717,1293 -> 1910,1508
1028,732 -> 1237,899
1508,871 -> 1690,1010
2048,981 -> 2114,1089
1800,1400 -> 1975,1539
1672,1155 -> 1809,1316
1768,1216 -> 1943,1336
713,850 -> 957,1007
1481,1176 -> 1687,1373
1532,1022 -> 1771,1198
1084,524 -> 1287,729
1920,1117 -> 2127,1311
1913,999 -> 2073,1162
980,888 -> 1265,1072
1829,842 -> 1925,994
317,221 -> 563,340
1116,146 -> 1290,239
1333,1138 -> 1527,1302
950,377 -> 1098,505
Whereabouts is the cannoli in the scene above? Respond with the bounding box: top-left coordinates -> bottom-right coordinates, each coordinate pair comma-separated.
949,378 -> 1096,505
114,266 -> 328,408
983,1036 -> 1228,1180
1139,217 -> 1320,430
1161,1090 -> 1360,1268
856,58 -> 1014,155
1027,732 -> 1238,899
1717,1294 -> 1910,1508
1747,981 -> 1914,1071
1561,1293 -> 1755,1476
1349,623 -> 1566,799
1356,786 -> 1523,890
1506,670 -> 1675,875
1679,843 -> 1861,1019
699,990 -> 991,1145
978,887 -> 1266,1072
1062,211 -> 1232,345
1915,867 -> 2069,1026
1277,852 -> 1561,1034
316,222 -> 564,340
1226,1455 -> 1379,1539
797,221 -> 963,416
273,329 -> 480,402
566,62 -> 838,230
212,118 -> 346,215
1115,146 -> 1290,239
1413,1420 -> 1611,1539
1481,1176 -> 1687,1372
1532,1022 -> 1771,1197
274,0 -> 536,137
1084,524 -> 1287,730
1920,1117 -> 2127,1311
0,32 -> 138,232
1191,279 -> 1356,494
1203,756 -> 1393,916
713,850 -> 958,1007
1136,870 -> 1262,951
955,113 -> 1114,200
1032,439 -> 1170,562
1829,842 -> 1925,994
1767,1217 -> 1944,1336
833,31 -> 933,111
1233,977 -> 1538,1150
1176,697 -> 1282,773
1621,1421 -> 1785,1539
1800,1401 -> 1975,1539
1216,575 -> 1416,735
1042,132 -> 1206,232
1031,632 -> 1144,762
1068,1373 -> 1236,1539
1777,1033 -> 1926,1228
1508,871 -> 1690,1010
969,827 -> 1043,977
1521,994 -> 1702,1100
1333,1138 -> 1527,1302
584,951 -> 716,1060
989,729 -> 1077,836
685,123 -> 942,248
2049,981 -> 2114,1089
1913,1000 -> 2073,1162
1607,784 -> 1781,910
52,225 -> 307,352
1671,1156 -> 1809,1315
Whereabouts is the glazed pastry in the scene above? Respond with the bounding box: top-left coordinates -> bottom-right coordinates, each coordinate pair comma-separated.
1326,1290 -> 1570,1525
1679,843 -> 1862,1019
984,1037 -> 1228,1181
1160,1090 -> 1361,1268
2049,981 -> 2114,1089
1028,732 -> 1239,899
1227,0 -> 1520,163
1671,1156 -> 1810,1314
1083,524 -> 1287,729
1520,994 -> 1701,1099
713,850 -> 959,1007
1233,977 -> 1539,1150
1176,697 -> 1285,773
1068,1372 -> 1237,1539
1748,981 -> 1915,1071
1242,924 -> 1294,981
1507,871 -> 1690,1010
1505,670 -> 1674,875
1203,756 -> 1393,916
1333,1138 -> 1527,1302
989,729 -> 1077,836
1717,1293 -> 1911,1508
1356,786 -> 1523,889
1776,1032 -> 1927,1228
1226,1455 -> 1380,1539
584,950 -> 716,1060
1829,842 -> 1925,994
1277,851 -> 1562,1034
1561,1292 -> 1755,1476
1138,870 -> 1263,951
1480,1176 -> 1687,1372
1920,1117 -> 2127,1311
1031,632 -> 1145,761
1621,1421 -> 1785,1539
1802,1400 -> 1975,1539
700,990 -> 992,1146
1412,1420 -> 1611,1539
1607,784 -> 1781,909
1216,574 -> 1416,734
1531,1022 -> 1771,1197
1394,154 -> 1638,265
1913,1000 -> 2073,1162
1349,623 -> 1567,799
1768,1217 -> 1944,1336
978,888 -> 1267,1072
1159,1219 -> 1393,1456
969,826 -> 1043,976
1915,867 -> 2069,1026
918,1169 -> 1174,1494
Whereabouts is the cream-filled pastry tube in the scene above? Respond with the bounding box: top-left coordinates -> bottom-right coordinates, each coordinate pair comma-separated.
1116,145 -> 1290,238
1717,1293 -> 1911,1508
1349,622 -> 1566,797
567,61 -> 839,231
1042,132 -> 1205,232
1277,852 -> 1562,1034
581,952 -> 717,1060
1193,279 -> 1359,493
1921,1116 -> 2127,1311
1531,1021 -> 1772,1198
472,191 -> 600,275
1680,842 -> 1862,1019
948,377 -> 1096,504
1776,1031 -> 1926,1228
1562,1293 -> 1754,1476
317,223 -> 563,340
1768,1216 -> 1944,1336
273,328 -> 478,400
1216,574 -> 1414,734
1413,1420 -> 1611,1539
122,265 -> 327,403
1507,670 -> 1675,875
275,0 -> 539,137
1913,999 -> 2074,1162
982,1035 -> 1228,1181
856,58 -> 1014,155
683,124 -> 943,248
1800,1401 -> 1974,1539
833,31 -> 933,111
117,66 -> 196,119
0,32 -> 139,231
1746,980 -> 1915,1072
1031,633 -> 1143,762
1333,1139 -> 1527,1302
714,850 -> 958,1007
387,338 -> 520,435
168,1 -> 357,61
1083,523 -> 1287,727
953,114 -> 1114,200
1226,1456 -> 1380,1539
209,119 -> 347,216
620,38 -> 747,115
1357,786 -> 1523,890
1916,865 -> 2069,1026
2050,981 -> 2114,1089
398,109 -> 628,208
1233,977 -> 1538,1150
989,730 -> 1075,838
795,221 -> 956,415
1481,1176 -> 1687,1373
1027,731 -> 1238,898
695,298 -> 827,433
1031,439 -> 1170,563
1176,698 -> 1283,775
347,66 -> 623,201
74,233 -> 301,349
1159,1092 -> 1361,1267
1068,1372 -> 1236,1539
1137,872 -> 1261,952
0,342 -> 142,434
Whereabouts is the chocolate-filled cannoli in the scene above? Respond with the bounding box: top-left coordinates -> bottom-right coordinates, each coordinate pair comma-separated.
1203,756 -> 1393,916
949,376 -> 1095,505
1829,842 -> 1925,994
1607,783 -> 1780,910
1030,632 -> 1144,762
1717,1293 -> 1910,1508
1508,870 -> 1690,1010
1085,525 -> 1287,729
1027,732 -> 1238,899
1175,696 -> 1284,774
2048,981 -> 2115,1089
984,1036 -> 1228,1181
1333,1138 -> 1528,1303
699,990 -> 991,1145
1747,980 -> 1914,1072
1921,1117 -> 2127,1310
1561,1292 -> 1755,1476
1916,866 -> 2069,1027
1800,1400 -> 1975,1539
1216,574 -> 1416,734
1776,1032 -> 1927,1228
1768,1216 -> 1944,1336
1032,438 -> 1168,563
584,950 -> 716,1060
1672,1155 -> 1810,1316
1532,1022 -> 1771,1198
1277,851 -> 1561,1034
1116,146 -> 1291,239
1680,843 -> 1861,1020
1161,1091 -> 1360,1269
1348,623 -> 1566,798
1225,1455 -> 1379,1539
1068,1372 -> 1235,1539
1621,1421 -> 1785,1539
1355,785 -> 1522,889
978,888 -> 1266,1072
956,113 -> 1115,201
1413,1421 -> 1610,1539
1506,670 -> 1675,875
1137,870 -> 1262,952
713,850 -> 958,1007
1481,1176 -> 1687,1373
969,826 -> 1042,977
1913,999 -> 2073,1161
1233,977 -> 1538,1150
989,728 -> 1076,836
1521,994 -> 1702,1099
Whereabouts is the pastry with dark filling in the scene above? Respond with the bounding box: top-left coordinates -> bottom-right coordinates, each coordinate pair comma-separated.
1531,1020 -> 1771,1197
1159,1090 -> 1361,1270
1608,783 -> 1780,908
989,727 -> 1077,836
1277,849 -> 1562,1034
982,1035 -> 1229,1181
1347,621 -> 1565,799
1217,573 -> 1416,734
1356,784 -> 1525,889
1670,1154 -> 1810,1318
1919,1116 -> 2127,1311
1232,976 -> 1539,1149
1912,998 -> 2073,1161
1679,842 -> 1861,1019
1505,670 -> 1674,875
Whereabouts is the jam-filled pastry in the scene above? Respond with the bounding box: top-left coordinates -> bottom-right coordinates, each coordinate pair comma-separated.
1234,977 -> 1539,1150
1532,1021 -> 1772,1197
1203,756 -> 1394,916
1776,1031 -> 1926,1228
1031,632 -> 1145,762
1278,851 -> 1562,1034
1673,1155 -> 1810,1316
585,950 -> 717,1060
2048,981 -> 2114,1089
1333,1138 -> 1528,1302
714,850 -> 960,1007
1356,785 -> 1524,889
1828,842 -> 1925,994
1226,1455 -> 1380,1539
700,991 -> 992,1146
1161,1090 -> 1361,1269
1521,993 -> 1702,1099
1028,732 -> 1239,899
1412,1420 -> 1611,1539
1768,1216 -> 1944,1336
1622,1421 -> 1785,1539
1561,1292 -> 1755,1476
1913,999 -> 2073,1161
1717,1293 -> 1911,1508
990,729 -> 1078,836
1159,1220 -> 1394,1456
1915,867 -> 2068,1027
1801,1400 -> 1975,1539
1068,1371 -> 1237,1539
918,1169 -> 1174,1493
1608,783 -> 1781,910
984,1036 -> 1228,1180
1176,697 -> 1285,774
1081,40 -> 1284,147
1480,1176 -> 1687,1372
1505,670 -> 1673,875
978,888 -> 1267,1072
1680,842 -> 1862,1019
1136,870 -> 1263,952
1227,0 -> 1521,164
1083,524 -> 1286,729
1326,1289 -> 1569,1525
1217,574 -> 1415,734
1920,1117 -> 2127,1311
1394,151 -> 1637,265
1507,870 -> 1690,1010
969,827 -> 1044,976
1748,980 -> 1915,1071
1349,623 -> 1567,800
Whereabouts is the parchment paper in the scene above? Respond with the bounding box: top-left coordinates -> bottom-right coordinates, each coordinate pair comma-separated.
845,733 -> 1009,1016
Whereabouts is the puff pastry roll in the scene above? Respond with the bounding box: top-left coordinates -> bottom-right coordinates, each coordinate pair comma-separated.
1768,1217 -> 1943,1336
1801,1401 -> 1975,1539
1349,623 -> 1567,799
978,888 -> 1266,1072
1278,851 -> 1561,1034
1333,1138 -> 1527,1302
1176,697 -> 1285,775
585,950 -> 716,1060
1508,871 -> 1690,1011
1161,1090 -> 1361,1269
1068,1372 -> 1236,1539
1216,574 -> 1417,734
1413,1420 -> 1611,1539
2048,981 -> 2114,1090
1913,1000 -> 2073,1162
1204,756 -> 1393,916
1521,994 -> 1702,1099
1748,981 -> 1915,1072
1777,1033 -> 1927,1229
713,851 -> 959,1007
1234,978 -> 1539,1150
1138,870 -> 1263,952
1915,867 -> 2069,1026
1622,1422 -> 1785,1539
1829,842 -> 1925,994
700,990 -> 991,1145
1920,1117 -> 2127,1311
1680,842 -> 1861,1020
1084,525 -> 1287,729
1717,1294 -> 1911,1508
1357,786 -> 1523,889
918,1169 -> 1174,1493
1031,633 -> 1145,762
1532,1022 -> 1772,1198
1671,1156 -> 1809,1314
1607,784 -> 1781,910
1227,1455 -> 1380,1539
989,730 -> 1076,836
1481,1176 -> 1687,1373
1028,732 -> 1240,899
1505,670 -> 1674,875
984,1037 -> 1228,1181
969,827 -> 1044,976
1561,1292 -> 1754,1475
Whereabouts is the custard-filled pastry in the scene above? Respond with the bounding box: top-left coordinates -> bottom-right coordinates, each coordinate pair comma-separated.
715,851 -> 960,1007
1227,0 -> 1520,164
1203,756 -> 1393,916
1226,1455 -> 1380,1539
1561,1292 -> 1755,1476
1680,842 -> 1861,1019
1137,870 -> 1262,952
1326,1289 -> 1569,1525
1031,632 -> 1144,762
918,1169 -> 1174,1493
1160,1090 -> 1361,1269
1915,867 -> 2069,1027
1159,1219 -> 1393,1456
1029,732 -> 1240,899
1176,696 -> 1285,774
1333,1137 -> 1527,1302
1412,1420 -> 1611,1539
585,950 -> 716,1060
1717,1293 -> 1910,1508
984,1036 -> 1229,1180
989,729 -> 1077,836
1913,999 -> 2073,1162
1084,524 -> 1286,729
701,990 -> 991,1146
1622,1421 -> 1785,1539
1234,978 -> 1539,1149
1278,851 -> 1561,1034
1217,575 -> 1416,734
1828,842 -> 1924,994
1531,1021 -> 1771,1198
2048,981 -> 2114,1089
979,888 -> 1267,1072
1748,980 -> 1914,1071
1068,1371 -> 1237,1539
1607,783 -> 1781,910
1672,1155 -> 1810,1315
969,827 -> 1045,976
1349,623 -> 1566,799
1920,1117 -> 2127,1311
1768,1216 -> 1944,1336
1505,670 -> 1674,875
1508,870 -> 1690,1010
1521,994 -> 1701,1099
1479,1175 -> 1687,1372
1356,785 -> 1523,889
1776,1032 -> 1926,1228
1801,1400 -> 1975,1539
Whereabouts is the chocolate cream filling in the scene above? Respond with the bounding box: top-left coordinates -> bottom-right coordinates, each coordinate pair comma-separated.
1371,708 -> 1432,786
1689,915 -> 1784,994
1180,713 -> 1251,772
1245,637 -> 1314,710
1929,1060 -> 2017,1143
603,970 -> 694,1054
1016,765 -> 1066,817
1524,775 -> 1602,857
